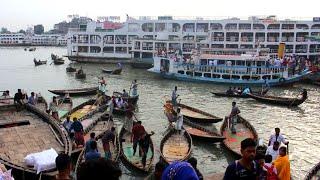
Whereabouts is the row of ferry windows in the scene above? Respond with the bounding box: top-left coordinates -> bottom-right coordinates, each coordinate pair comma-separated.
129,23 -> 320,32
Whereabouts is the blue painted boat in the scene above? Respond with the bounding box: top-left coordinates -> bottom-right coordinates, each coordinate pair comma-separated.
148,49 -> 311,87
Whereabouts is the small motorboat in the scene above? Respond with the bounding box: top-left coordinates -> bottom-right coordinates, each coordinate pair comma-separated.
101,68 -> 122,75
34,58 -> 47,66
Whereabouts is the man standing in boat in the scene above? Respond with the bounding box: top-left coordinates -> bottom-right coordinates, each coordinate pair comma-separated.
175,108 -> 183,134
229,101 -> 240,134
102,127 -> 116,160
171,86 -> 179,109
130,79 -> 138,97
268,128 -> 289,146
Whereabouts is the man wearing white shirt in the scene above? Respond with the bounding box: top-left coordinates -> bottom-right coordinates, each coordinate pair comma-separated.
266,141 -> 280,161
268,128 -> 289,146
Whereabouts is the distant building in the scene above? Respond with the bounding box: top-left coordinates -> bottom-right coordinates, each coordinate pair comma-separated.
34,24 -> 44,35
53,17 -> 92,34
0,33 -> 67,46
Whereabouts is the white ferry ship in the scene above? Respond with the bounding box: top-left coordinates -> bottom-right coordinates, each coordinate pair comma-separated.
0,33 -> 67,46
66,15 -> 320,63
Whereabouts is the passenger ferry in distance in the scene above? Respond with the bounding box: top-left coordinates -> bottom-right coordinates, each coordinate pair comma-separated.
147,45 -> 311,86
66,15 -> 320,64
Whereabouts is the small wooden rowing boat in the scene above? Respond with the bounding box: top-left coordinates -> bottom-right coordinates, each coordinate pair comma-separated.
113,91 -> 139,105
102,68 -> 122,75
59,99 -> 97,121
74,118 -> 120,175
220,116 -> 258,157
56,96 -> 73,118
48,87 -> 98,96
0,97 -> 14,110
75,71 -> 86,79
0,104 -> 71,179
66,66 -> 76,72
119,123 -> 154,173
34,59 -> 47,66
53,59 -> 64,65
164,101 -> 222,123
211,91 -> 251,98
211,89 -> 268,98
164,106 -> 224,142
183,119 -> 225,142
248,92 -> 307,106
34,95 -> 48,112
160,127 -> 192,164
305,162 -> 320,180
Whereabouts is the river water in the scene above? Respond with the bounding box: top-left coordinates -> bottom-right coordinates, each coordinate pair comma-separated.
0,47 -> 319,179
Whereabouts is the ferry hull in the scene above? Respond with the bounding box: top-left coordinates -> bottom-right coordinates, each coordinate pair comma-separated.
149,69 -> 311,87
66,55 -> 131,64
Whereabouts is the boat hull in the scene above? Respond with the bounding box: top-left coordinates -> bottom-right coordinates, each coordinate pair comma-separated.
48,87 -> 98,96
248,93 -> 306,106
150,69 -> 311,87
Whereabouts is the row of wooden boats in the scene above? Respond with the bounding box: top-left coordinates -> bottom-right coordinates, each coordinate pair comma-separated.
212,89 -> 308,107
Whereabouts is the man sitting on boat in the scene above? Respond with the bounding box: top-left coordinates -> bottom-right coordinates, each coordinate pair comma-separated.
242,87 -> 252,95
98,81 -> 107,95
228,101 -> 240,134
27,92 -> 36,105
226,87 -> 233,95
14,89 -> 24,111
122,89 -> 129,98
116,97 -> 125,108
262,79 -> 270,95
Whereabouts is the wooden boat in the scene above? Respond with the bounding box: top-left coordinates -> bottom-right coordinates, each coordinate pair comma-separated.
48,87 -> 98,96
0,97 -> 14,110
248,92 -> 307,106
220,116 -> 258,157
119,123 -> 154,173
305,162 -> 320,180
160,127 -> 192,164
53,59 -> 65,65
74,118 -> 120,176
60,96 -> 110,121
164,105 -> 224,142
211,91 -> 251,98
211,89 -> 268,98
34,95 -> 48,112
66,66 -> 77,72
34,59 -> 47,66
313,81 -> 320,86
113,91 -> 139,105
75,70 -> 86,79
29,47 -> 36,51
102,68 -> 122,75
183,119 -> 225,142
0,103 -> 71,179
112,107 -> 126,115
56,96 -> 73,119
164,101 -> 222,123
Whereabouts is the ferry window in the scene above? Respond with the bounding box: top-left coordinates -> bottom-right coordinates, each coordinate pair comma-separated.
210,23 -> 222,30
217,60 -> 225,65
296,24 -> 309,30
155,23 -> 166,32
128,23 -> 139,32
170,23 -> 180,32
103,47 -> 114,53
236,61 -> 245,66
90,46 -> 101,53
142,23 -> 154,32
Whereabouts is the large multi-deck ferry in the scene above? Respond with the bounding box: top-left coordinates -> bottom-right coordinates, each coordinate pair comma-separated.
66,15 -> 320,63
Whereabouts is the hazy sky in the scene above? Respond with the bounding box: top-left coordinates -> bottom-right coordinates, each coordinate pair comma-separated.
1,0 -> 319,31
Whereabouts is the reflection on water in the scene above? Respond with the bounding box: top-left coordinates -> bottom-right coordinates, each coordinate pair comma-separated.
0,47 -> 319,179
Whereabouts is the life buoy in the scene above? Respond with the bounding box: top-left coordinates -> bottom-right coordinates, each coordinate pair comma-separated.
279,77 -> 286,84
